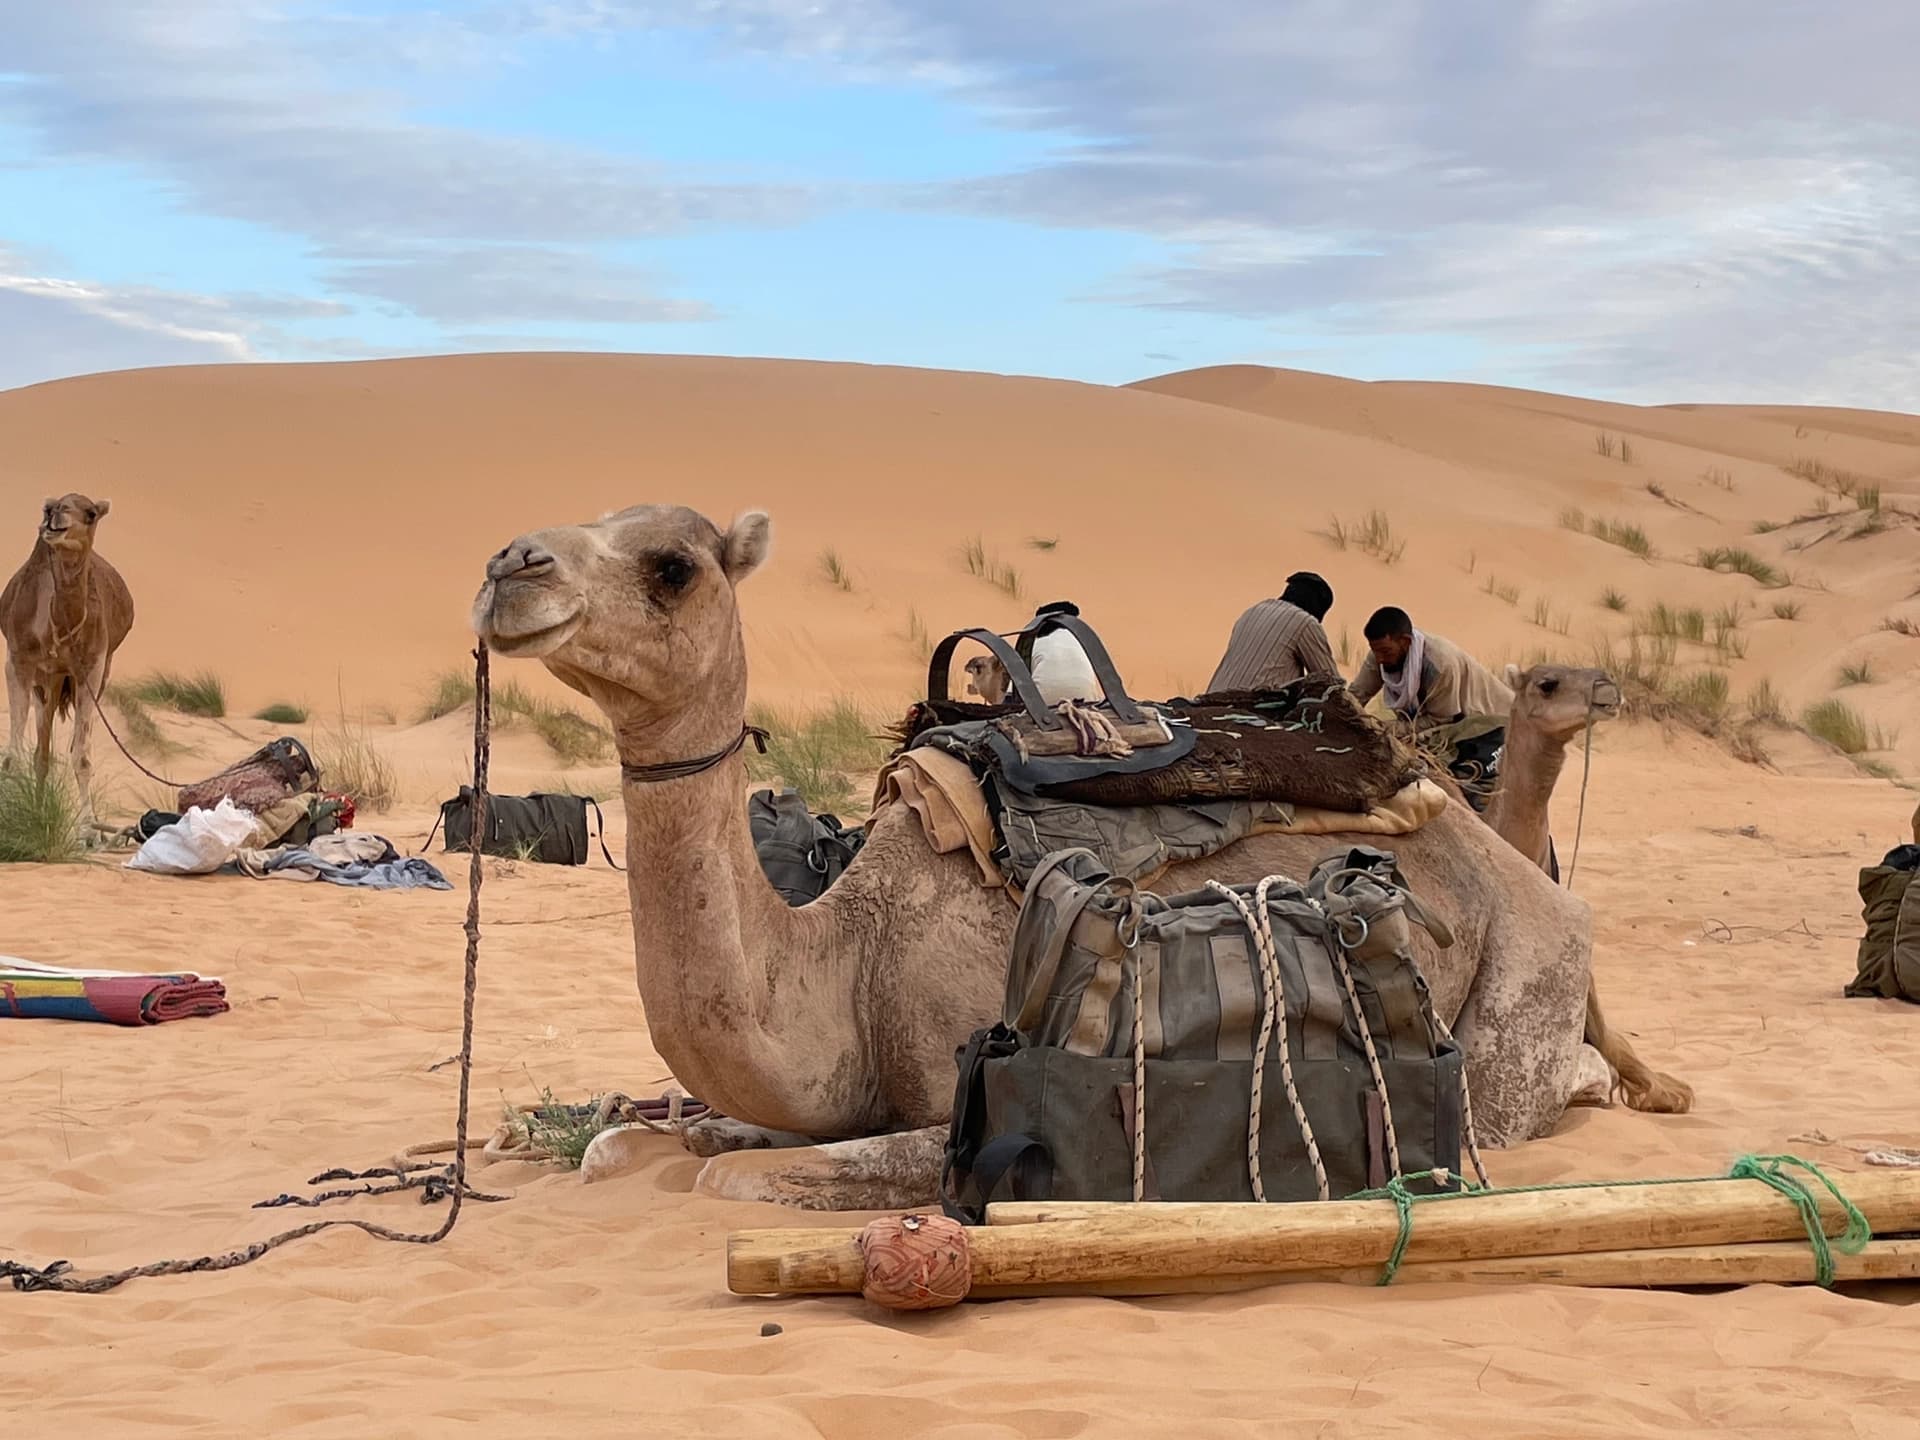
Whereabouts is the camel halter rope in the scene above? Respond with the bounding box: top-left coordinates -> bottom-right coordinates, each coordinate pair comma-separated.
1561,691 -> 1599,893
1,646 -> 497,1295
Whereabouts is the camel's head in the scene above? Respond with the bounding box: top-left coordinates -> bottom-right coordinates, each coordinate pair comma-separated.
39,493 -> 110,553
472,504 -> 770,727
1503,663 -> 1621,743
964,654 -> 1012,704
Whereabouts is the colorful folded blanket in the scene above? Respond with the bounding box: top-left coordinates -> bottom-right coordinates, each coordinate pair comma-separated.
0,958 -> 229,1025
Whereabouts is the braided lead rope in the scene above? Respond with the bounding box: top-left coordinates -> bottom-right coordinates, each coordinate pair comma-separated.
1126,925 -> 1148,1203
1430,1012 -> 1492,1188
1324,928 -> 1403,1181
1208,878 -> 1329,1202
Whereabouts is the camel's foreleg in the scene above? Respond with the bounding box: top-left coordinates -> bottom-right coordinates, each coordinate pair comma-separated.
32,680 -> 56,782
693,1126 -> 947,1211
3,659 -> 28,768
68,659 -> 104,824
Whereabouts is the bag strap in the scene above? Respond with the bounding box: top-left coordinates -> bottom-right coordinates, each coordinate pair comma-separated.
1013,613 -> 1146,726
420,804 -> 449,857
1006,849 -> 1124,1032
926,627 -> 1058,727
588,798 -> 625,872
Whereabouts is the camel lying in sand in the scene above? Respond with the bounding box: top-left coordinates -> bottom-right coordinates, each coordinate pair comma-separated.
472,505 -> 1688,1208
2,494 -> 134,823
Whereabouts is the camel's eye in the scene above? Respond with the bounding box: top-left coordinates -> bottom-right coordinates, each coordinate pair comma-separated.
84,509 -> 98,524
650,551 -> 695,594
1538,678 -> 1559,696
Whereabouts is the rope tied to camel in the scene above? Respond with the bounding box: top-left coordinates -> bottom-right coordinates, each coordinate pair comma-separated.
2,645 -> 496,1295
1351,1152 -> 1871,1288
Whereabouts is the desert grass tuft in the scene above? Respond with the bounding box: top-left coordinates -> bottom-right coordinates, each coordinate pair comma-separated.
1599,586 -> 1630,612
1771,599 -> 1802,621
1482,574 -> 1520,606
1745,678 -> 1786,724
1694,546 -> 1781,586
1802,697 -> 1875,754
961,536 -> 1022,597
1577,513 -> 1654,559
253,702 -> 309,725
315,715 -> 398,812
1702,466 -> 1735,491
819,548 -> 854,592
127,670 -> 226,718
1882,615 -> 1920,638
1837,658 -> 1875,687
1027,536 -> 1059,551
745,696 -> 892,815
0,767 -> 87,863
1324,510 -> 1405,564
904,607 -> 934,661
418,668 -> 477,722
1669,670 -> 1731,722
1643,601 -> 1707,644
1785,457 -> 1878,500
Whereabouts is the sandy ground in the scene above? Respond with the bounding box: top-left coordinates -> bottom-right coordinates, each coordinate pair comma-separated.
3,355 -> 1919,1437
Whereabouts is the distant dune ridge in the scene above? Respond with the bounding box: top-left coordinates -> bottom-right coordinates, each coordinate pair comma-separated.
1,352 -> 1912,792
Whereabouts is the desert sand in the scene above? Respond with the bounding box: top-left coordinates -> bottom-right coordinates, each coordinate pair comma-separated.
2,354 -> 1918,1438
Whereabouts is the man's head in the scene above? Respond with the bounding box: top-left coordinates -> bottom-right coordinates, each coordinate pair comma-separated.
1364,605 -> 1415,670
1279,571 -> 1333,621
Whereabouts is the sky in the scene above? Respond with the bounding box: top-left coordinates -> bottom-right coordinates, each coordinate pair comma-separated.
2,2 -> 1916,406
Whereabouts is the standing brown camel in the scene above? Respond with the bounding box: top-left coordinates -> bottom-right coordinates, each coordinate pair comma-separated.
471,505 -> 1687,1209
1482,663 -> 1694,1114
1,494 -> 135,823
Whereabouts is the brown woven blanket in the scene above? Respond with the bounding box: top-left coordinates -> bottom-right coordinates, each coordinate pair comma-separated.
894,675 -> 1415,813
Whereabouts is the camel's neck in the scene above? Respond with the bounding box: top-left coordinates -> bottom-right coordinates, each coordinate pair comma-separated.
1483,719 -> 1569,874
44,543 -> 93,617
613,711 -> 859,1134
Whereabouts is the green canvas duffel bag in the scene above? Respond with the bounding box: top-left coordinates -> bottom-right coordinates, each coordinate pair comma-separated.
942,844 -> 1467,1221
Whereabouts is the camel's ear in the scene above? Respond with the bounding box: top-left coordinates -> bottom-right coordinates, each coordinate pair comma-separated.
1503,663 -> 1522,688
723,510 -> 771,583
91,499 -> 110,521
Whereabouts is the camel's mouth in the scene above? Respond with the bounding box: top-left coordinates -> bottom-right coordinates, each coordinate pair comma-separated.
482,611 -> 584,658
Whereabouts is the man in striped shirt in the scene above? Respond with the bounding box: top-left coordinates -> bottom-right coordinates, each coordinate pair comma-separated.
1205,571 -> 1341,693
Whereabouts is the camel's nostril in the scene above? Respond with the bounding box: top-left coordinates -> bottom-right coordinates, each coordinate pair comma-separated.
486,539 -> 557,583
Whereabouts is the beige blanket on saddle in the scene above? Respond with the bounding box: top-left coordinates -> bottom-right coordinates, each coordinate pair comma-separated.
872,748 -> 1449,892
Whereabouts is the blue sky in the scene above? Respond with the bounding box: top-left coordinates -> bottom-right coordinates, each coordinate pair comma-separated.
3,3 -> 1916,406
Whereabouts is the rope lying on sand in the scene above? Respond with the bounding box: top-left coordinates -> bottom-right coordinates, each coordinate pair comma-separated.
1,646 -> 498,1295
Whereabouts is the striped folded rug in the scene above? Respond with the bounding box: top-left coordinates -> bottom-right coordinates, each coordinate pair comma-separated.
0,958 -> 229,1025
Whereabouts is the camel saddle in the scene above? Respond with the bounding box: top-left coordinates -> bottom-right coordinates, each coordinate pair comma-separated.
907,617 -> 1413,814
177,737 -> 321,815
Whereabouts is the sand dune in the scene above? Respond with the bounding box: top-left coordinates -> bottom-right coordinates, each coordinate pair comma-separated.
3,354 -> 1918,1438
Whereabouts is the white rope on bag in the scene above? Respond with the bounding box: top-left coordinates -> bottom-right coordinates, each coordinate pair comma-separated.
1431,1013 -> 1492,1188
1208,878 -> 1329,1203
1125,915 -> 1147,1204
1322,909 -> 1403,1182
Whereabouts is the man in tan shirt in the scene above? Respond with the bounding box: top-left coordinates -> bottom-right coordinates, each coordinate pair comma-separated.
1206,571 -> 1341,693
1350,606 -> 1513,723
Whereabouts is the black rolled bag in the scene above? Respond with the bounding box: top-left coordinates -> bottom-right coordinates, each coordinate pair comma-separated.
430,787 -> 621,868
748,788 -> 866,906
943,844 -> 1466,1222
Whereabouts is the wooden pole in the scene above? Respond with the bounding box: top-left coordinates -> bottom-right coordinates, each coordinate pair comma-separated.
726,1170 -> 1920,1297
964,1239 -> 1920,1299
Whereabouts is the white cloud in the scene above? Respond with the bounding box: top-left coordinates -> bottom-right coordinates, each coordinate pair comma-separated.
517,0 -> 1920,404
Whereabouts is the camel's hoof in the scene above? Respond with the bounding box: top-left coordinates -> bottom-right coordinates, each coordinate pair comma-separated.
579,1125 -> 655,1185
